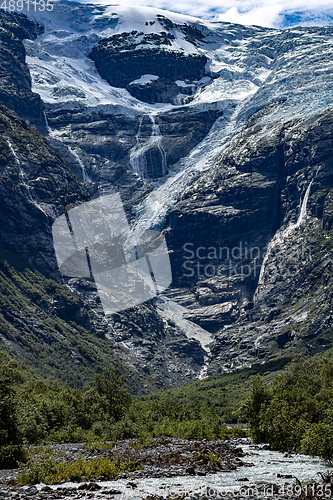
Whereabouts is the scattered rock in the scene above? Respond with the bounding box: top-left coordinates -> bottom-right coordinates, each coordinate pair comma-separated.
26,486 -> 38,495
185,467 -> 195,475
126,482 -> 138,488
70,475 -> 82,482
88,483 -> 101,491
78,484 -> 89,490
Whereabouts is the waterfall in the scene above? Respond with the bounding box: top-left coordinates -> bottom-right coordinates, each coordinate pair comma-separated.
44,111 -> 88,184
7,139 -> 34,203
150,114 -> 168,177
44,111 -> 53,137
130,115 -> 145,178
6,139 -> 47,215
129,113 -> 167,179
67,146 -> 88,183
257,180 -> 313,287
283,180 -> 313,238
135,115 -> 143,143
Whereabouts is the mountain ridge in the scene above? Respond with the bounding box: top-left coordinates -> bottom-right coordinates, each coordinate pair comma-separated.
0,2 -> 333,389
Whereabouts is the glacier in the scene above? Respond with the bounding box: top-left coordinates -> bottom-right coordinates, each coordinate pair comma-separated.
21,1 -> 333,232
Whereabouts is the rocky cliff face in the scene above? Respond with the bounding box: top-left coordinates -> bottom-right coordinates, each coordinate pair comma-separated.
89,31 -> 207,104
0,102 -> 89,274
1,2 -> 333,388
167,107 -> 333,372
0,99 -> 207,390
45,107 -> 221,188
0,10 -> 208,391
0,11 -> 44,130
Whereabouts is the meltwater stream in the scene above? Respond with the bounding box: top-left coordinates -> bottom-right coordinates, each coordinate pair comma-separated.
256,179 -> 313,290
130,114 -> 167,180
35,440 -> 331,499
6,139 -> 47,216
44,112 -> 88,183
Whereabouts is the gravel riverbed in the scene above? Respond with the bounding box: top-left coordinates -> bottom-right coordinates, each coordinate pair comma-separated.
0,438 -> 331,500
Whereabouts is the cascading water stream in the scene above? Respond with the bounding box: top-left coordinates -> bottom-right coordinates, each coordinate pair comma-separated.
135,115 -> 143,143
43,111 -> 53,137
150,114 -> 168,176
256,180 -> 313,289
67,146 -> 88,183
44,112 -> 88,183
130,113 -> 167,180
6,139 -> 47,215
130,115 -> 145,178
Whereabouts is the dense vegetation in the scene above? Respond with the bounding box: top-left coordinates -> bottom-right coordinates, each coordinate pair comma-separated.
242,354 -> 333,459
0,352 -> 249,469
18,452 -> 141,485
3,334 -> 333,474
143,357 -> 290,423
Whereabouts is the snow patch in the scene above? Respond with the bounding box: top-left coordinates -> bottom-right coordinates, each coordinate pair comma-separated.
175,80 -> 194,87
129,74 -> 159,85
156,296 -> 213,353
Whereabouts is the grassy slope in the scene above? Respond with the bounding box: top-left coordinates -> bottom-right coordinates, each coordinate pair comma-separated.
0,249 -> 121,388
0,247 -> 290,403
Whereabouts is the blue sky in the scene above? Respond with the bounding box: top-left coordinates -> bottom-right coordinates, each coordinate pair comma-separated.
82,0 -> 333,28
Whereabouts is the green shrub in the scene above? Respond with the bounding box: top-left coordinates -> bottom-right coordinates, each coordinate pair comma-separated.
300,423 -> 333,460
17,454 -> 141,485
194,451 -> 222,467
47,426 -> 96,444
238,374 -> 271,443
0,445 -> 27,468
219,426 -> 248,440
0,366 -> 26,466
240,357 -> 333,458
83,440 -> 115,452
93,367 -> 132,422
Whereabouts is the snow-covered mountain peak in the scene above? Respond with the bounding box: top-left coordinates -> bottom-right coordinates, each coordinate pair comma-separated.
22,1 -> 275,115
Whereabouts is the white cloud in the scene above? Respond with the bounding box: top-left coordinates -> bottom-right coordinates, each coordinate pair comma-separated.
213,0 -> 333,27
83,0 -> 333,28
216,4 -> 284,27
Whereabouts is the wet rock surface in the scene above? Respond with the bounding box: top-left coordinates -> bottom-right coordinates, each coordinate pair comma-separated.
0,103 -> 89,275
45,108 -> 221,187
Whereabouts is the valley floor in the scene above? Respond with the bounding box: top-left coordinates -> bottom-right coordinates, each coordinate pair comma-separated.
0,438 -> 331,500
